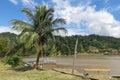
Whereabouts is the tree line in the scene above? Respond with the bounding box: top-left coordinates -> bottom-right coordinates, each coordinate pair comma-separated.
55,34 -> 120,55
1,32 -> 120,58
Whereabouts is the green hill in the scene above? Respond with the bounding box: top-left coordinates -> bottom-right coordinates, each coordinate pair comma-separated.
0,32 -> 120,56
55,34 -> 120,55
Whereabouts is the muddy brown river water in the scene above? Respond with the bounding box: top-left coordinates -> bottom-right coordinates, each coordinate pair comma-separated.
25,55 -> 120,75
49,55 -> 120,75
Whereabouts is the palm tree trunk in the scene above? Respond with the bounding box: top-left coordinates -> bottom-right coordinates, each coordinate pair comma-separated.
35,50 -> 41,69
35,42 -> 43,69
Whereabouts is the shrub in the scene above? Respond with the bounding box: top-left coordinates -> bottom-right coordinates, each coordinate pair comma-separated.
3,55 -> 23,67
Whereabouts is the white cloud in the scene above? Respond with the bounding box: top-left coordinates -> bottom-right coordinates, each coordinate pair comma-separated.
53,28 -> 78,36
51,0 -> 120,38
0,26 -> 20,35
9,0 -> 18,5
21,0 -> 37,7
9,0 -> 38,7
66,29 -> 88,36
53,28 -> 88,36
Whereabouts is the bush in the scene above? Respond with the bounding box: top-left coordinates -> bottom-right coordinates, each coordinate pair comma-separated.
3,55 -> 23,67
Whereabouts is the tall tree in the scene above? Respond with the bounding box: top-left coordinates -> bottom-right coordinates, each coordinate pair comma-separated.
10,5 -> 66,69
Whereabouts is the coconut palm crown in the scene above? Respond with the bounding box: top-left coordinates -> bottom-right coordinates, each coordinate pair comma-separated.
10,5 -> 67,69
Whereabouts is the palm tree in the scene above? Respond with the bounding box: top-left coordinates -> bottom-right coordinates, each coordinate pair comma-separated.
10,5 -> 67,69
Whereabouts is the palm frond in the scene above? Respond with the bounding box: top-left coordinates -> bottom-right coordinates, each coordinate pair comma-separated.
26,32 -> 39,48
11,19 -> 32,26
45,8 -> 54,20
53,28 -> 67,33
11,19 -> 33,31
22,8 -> 35,22
19,32 -> 39,48
19,32 -> 30,43
12,25 -> 33,31
52,18 -> 66,25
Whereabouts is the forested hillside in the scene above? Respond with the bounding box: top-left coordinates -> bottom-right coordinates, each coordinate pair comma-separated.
0,32 -> 18,57
55,34 -> 120,55
0,32 -> 120,56
0,32 -> 37,57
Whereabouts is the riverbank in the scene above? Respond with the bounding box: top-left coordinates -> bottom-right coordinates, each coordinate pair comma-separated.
22,55 -> 120,79
23,55 -> 120,74
0,61 -> 82,80
50,55 -> 120,75
0,60 -> 118,80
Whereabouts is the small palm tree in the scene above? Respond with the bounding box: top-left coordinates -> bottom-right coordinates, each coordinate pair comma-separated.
10,5 -> 67,69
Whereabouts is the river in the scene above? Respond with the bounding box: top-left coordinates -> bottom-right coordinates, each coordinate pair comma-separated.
49,55 -> 120,75
25,55 -> 120,75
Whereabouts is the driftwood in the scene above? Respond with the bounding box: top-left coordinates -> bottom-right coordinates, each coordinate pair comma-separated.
84,68 -> 111,74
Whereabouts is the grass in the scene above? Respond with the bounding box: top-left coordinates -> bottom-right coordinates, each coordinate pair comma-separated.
0,61 -> 82,80
0,61 -> 118,80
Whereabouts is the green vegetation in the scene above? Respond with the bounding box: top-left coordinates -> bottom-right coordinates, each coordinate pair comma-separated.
10,5 -> 66,69
0,61 -> 81,80
54,34 -> 120,55
0,32 -> 18,57
3,55 -> 23,67
1,33 -> 120,58
0,61 -> 117,80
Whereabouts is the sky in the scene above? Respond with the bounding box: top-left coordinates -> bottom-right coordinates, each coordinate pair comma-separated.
1,0 -> 120,38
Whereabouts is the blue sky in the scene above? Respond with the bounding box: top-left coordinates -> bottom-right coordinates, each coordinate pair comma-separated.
1,0 -> 120,37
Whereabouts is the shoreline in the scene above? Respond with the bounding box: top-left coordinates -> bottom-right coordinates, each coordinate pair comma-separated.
23,54 -> 120,75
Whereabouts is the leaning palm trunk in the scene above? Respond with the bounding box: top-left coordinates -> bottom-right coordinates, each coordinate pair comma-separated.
35,50 -> 41,69
35,42 -> 44,69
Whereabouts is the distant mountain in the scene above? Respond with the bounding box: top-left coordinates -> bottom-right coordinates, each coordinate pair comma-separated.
0,32 -> 17,38
0,32 -> 18,44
